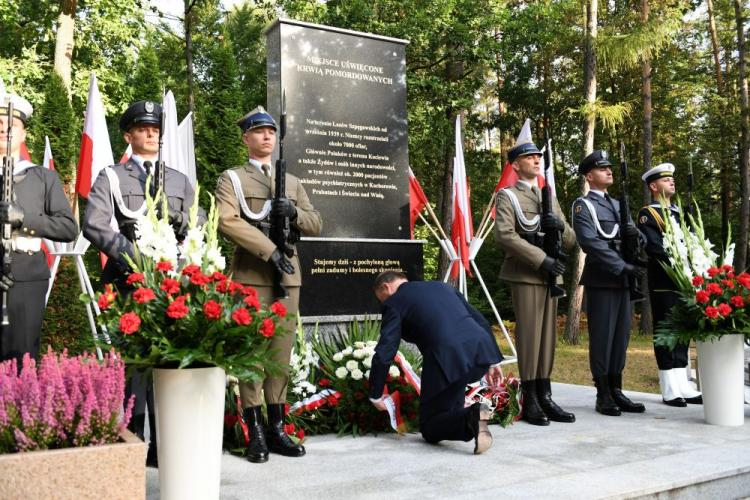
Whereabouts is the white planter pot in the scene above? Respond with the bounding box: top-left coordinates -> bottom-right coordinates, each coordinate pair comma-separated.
153,366 -> 226,500
696,334 -> 745,426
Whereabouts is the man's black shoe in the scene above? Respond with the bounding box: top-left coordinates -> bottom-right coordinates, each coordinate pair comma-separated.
242,406 -> 269,463
684,395 -> 703,404
266,404 -> 305,457
521,380 -> 550,426
608,373 -> 645,413
537,379 -> 575,423
594,375 -> 621,416
663,397 -> 687,407
146,443 -> 158,468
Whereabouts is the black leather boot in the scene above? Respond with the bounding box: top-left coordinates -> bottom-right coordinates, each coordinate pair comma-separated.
145,411 -> 158,468
521,380 -> 549,426
242,406 -> 269,463
266,404 -> 305,457
594,375 -> 621,416
128,413 -> 145,440
536,379 -> 575,423
608,373 -> 645,413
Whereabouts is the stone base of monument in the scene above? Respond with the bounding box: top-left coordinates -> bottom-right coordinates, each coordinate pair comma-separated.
146,383 -> 750,499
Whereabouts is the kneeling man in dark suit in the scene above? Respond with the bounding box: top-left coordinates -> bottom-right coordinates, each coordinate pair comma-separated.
368,271 -> 504,454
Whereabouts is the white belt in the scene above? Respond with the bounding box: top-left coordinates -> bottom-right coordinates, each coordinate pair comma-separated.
12,236 -> 42,252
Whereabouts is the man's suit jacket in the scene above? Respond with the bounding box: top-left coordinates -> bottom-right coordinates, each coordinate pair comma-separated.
215,164 -> 322,287
637,203 -> 680,292
368,281 -> 503,403
494,182 -> 576,285
83,159 -> 203,285
572,191 -> 628,289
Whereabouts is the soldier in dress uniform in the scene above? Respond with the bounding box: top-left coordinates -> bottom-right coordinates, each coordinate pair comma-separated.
637,163 -> 702,407
494,133 -> 577,426
83,100 -> 205,467
0,93 -> 77,364
215,106 -> 322,464
572,150 -> 647,416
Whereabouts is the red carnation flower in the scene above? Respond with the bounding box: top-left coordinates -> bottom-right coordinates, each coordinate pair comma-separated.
296,428 -> 305,440
705,306 -> 719,319
211,272 -> 227,282
156,261 -> 174,272
232,307 -> 252,326
216,280 -> 230,293
98,285 -> 117,310
284,403 -> 290,415
230,281 -> 245,294
181,264 -> 201,277
241,286 -> 258,298
284,423 -> 295,435
119,312 -> 141,335
270,301 -> 287,318
692,276 -> 704,287
706,283 -> 723,295
160,278 -> 181,295
707,267 -> 721,277
259,318 -> 275,338
695,290 -> 710,304
319,378 -> 331,387
717,303 -> 733,317
730,295 -> 744,308
737,273 -> 750,289
166,298 -> 190,319
203,300 -> 223,320
721,279 -> 735,289
133,287 -> 156,304
727,272 -> 735,279
721,264 -> 734,273
243,295 -> 260,311
189,271 -> 211,287
126,272 -> 145,285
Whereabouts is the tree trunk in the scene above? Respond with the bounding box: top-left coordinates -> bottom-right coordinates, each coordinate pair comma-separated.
53,0 -> 77,94
185,0 -> 196,113
639,0 -> 653,335
734,0 -> 750,270
564,0 -> 597,345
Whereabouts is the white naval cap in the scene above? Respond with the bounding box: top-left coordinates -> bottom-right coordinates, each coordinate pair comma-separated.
0,92 -> 33,124
642,162 -> 675,183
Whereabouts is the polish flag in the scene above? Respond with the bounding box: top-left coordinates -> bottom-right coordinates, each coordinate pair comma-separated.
450,116 -> 473,278
19,142 -> 31,161
75,73 -> 114,199
408,167 -> 429,238
119,144 -> 132,164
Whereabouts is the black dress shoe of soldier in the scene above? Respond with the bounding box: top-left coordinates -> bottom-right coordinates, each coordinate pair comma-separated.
242,406 -> 269,463
594,375 -> 621,416
266,404 -> 306,457
146,442 -> 158,468
536,379 -> 575,423
663,397 -> 687,407
521,380 -> 550,426
608,373 -> 645,413
684,395 -> 703,404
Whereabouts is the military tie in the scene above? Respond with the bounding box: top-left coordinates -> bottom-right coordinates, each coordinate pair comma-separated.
261,163 -> 272,179
604,193 -> 619,217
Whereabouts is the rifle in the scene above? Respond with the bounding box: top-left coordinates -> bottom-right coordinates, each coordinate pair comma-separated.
1,101 -> 14,325
541,132 -> 566,298
149,108 -> 166,202
618,142 -> 646,302
270,91 -> 293,299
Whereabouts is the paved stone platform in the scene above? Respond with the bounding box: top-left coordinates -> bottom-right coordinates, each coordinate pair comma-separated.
146,383 -> 750,499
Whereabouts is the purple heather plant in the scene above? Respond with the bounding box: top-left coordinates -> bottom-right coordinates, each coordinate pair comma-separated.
0,348 -> 134,453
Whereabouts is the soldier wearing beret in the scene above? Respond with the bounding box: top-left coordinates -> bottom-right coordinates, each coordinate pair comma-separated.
572,150 -> 647,416
83,100 -> 205,467
0,93 -> 77,364
637,163 -> 702,407
215,106 -> 322,463
494,132 -> 577,426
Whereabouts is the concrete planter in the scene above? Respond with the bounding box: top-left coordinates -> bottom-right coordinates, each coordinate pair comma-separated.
0,430 -> 146,500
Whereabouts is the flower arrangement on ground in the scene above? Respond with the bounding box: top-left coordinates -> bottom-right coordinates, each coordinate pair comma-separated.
89,187 -> 283,380
0,349 -> 133,453
465,373 -> 522,428
654,200 -> 749,348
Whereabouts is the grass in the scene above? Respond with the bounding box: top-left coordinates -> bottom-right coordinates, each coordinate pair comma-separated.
493,320 -> 697,395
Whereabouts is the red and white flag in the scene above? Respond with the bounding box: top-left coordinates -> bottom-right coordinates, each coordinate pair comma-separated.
42,136 -> 54,171
450,116 -> 473,278
408,167 -> 429,238
119,144 -> 132,164
75,73 -> 114,199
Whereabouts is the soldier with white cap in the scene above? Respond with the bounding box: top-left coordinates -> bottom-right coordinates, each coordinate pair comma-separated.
215,105 -> 322,463
637,162 -> 702,407
494,121 -> 577,426
0,92 -> 77,364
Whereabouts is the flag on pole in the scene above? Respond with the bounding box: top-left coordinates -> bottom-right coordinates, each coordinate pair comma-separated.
42,136 -> 55,171
178,112 -> 196,187
162,90 -> 189,181
75,73 -> 114,199
408,167 -> 429,238
450,117 -> 473,278
119,144 -> 132,164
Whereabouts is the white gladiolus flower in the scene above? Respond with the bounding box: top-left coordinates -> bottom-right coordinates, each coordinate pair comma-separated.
354,341 -> 365,349
335,367 -> 348,379
346,360 -> 359,371
350,369 -> 363,380
332,352 -> 344,362
353,349 -> 365,359
365,370 -> 370,378
342,346 -> 353,356
363,357 -> 372,368
292,386 -> 302,395
389,366 -> 400,378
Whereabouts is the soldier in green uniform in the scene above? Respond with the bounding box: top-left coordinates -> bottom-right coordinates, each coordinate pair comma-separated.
215,106 -> 322,463
494,135 -> 576,426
